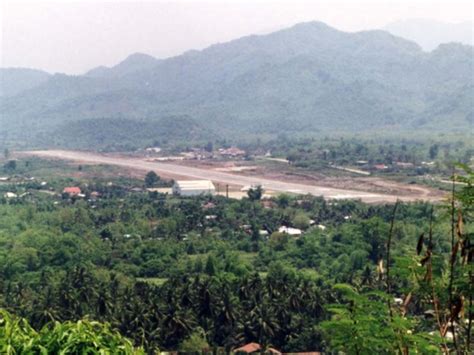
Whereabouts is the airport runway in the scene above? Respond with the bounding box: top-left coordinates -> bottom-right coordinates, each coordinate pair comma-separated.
25,150 -> 440,203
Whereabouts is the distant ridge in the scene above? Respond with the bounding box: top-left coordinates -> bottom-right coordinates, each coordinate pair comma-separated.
85,53 -> 160,78
383,19 -> 473,51
0,68 -> 51,97
1,21 -> 472,149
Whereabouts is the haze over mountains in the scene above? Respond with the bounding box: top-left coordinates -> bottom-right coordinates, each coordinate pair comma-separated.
1,21 -> 473,149
0,68 -> 51,97
383,19 -> 473,51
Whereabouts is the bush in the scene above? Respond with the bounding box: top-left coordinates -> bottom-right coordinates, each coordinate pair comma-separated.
293,212 -> 310,229
0,309 -> 145,354
179,328 -> 209,352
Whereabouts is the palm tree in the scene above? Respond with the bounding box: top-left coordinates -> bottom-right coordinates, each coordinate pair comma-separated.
160,303 -> 195,349
96,282 -> 112,320
211,281 -> 239,346
30,286 -> 58,327
246,300 -> 280,350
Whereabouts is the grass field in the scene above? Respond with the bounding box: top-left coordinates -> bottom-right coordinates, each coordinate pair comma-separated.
136,277 -> 168,286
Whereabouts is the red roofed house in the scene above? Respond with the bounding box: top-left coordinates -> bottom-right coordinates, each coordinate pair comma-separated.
373,164 -> 388,170
63,187 -> 81,196
234,343 -> 281,354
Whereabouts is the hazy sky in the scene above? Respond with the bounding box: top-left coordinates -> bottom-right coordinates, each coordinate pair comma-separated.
1,0 -> 473,74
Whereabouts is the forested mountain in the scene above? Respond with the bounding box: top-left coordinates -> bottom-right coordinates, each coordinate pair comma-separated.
0,68 -> 51,97
84,53 -> 160,78
50,116 -> 216,149
1,21 -> 473,148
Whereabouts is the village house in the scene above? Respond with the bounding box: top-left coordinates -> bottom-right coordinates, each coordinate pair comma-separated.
233,342 -> 281,354
202,201 -> 216,209
241,184 -> 265,192
261,199 -> 277,209
278,226 -> 302,236
395,162 -> 414,168
145,147 -> 161,153
259,229 -> 269,236
63,187 -> 81,197
241,224 -> 252,233
232,342 -> 321,355
181,148 -> 213,160
219,147 -> 246,158
373,163 -> 388,170
172,180 -> 216,196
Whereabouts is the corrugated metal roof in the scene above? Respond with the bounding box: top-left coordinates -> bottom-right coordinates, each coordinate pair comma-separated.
174,180 -> 215,190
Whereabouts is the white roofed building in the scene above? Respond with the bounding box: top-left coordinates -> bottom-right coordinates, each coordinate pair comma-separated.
278,226 -> 302,236
172,180 -> 216,196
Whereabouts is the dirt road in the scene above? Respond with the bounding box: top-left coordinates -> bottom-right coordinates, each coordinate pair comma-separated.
24,150 -> 445,203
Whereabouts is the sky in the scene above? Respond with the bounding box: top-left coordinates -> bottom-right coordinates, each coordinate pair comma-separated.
1,0 -> 473,74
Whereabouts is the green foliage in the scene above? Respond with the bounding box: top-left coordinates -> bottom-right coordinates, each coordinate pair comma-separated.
144,171 -> 159,188
292,212 -> 310,230
0,164 -> 471,352
321,285 -> 439,354
3,160 -> 16,172
205,255 -> 217,276
0,309 -> 144,354
49,116 -> 215,151
179,328 -> 209,352
247,185 -> 263,201
455,163 -> 474,210
272,136 -> 473,176
268,232 -> 289,251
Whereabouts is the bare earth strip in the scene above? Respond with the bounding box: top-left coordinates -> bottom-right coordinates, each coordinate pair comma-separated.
24,150 -> 445,204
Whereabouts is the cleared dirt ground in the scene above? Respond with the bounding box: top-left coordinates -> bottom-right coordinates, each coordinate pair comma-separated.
23,150 -> 446,204
168,158 -> 443,200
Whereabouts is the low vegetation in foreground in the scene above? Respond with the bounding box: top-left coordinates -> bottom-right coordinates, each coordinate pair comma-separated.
0,158 -> 472,353
0,309 -> 144,354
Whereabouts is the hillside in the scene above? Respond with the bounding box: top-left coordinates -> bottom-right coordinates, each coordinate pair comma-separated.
49,116 -> 216,150
84,52 -> 160,78
0,68 -> 51,97
1,21 -> 473,149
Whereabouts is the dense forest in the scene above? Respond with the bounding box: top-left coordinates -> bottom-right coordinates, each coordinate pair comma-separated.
0,158 -> 472,353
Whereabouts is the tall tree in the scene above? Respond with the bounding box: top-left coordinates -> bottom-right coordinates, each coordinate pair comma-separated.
145,171 -> 160,187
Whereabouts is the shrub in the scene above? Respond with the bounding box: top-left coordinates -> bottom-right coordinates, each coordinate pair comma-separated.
0,309 -> 145,354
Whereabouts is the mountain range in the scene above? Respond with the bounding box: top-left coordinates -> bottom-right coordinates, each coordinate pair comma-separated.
1,21 -> 473,149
